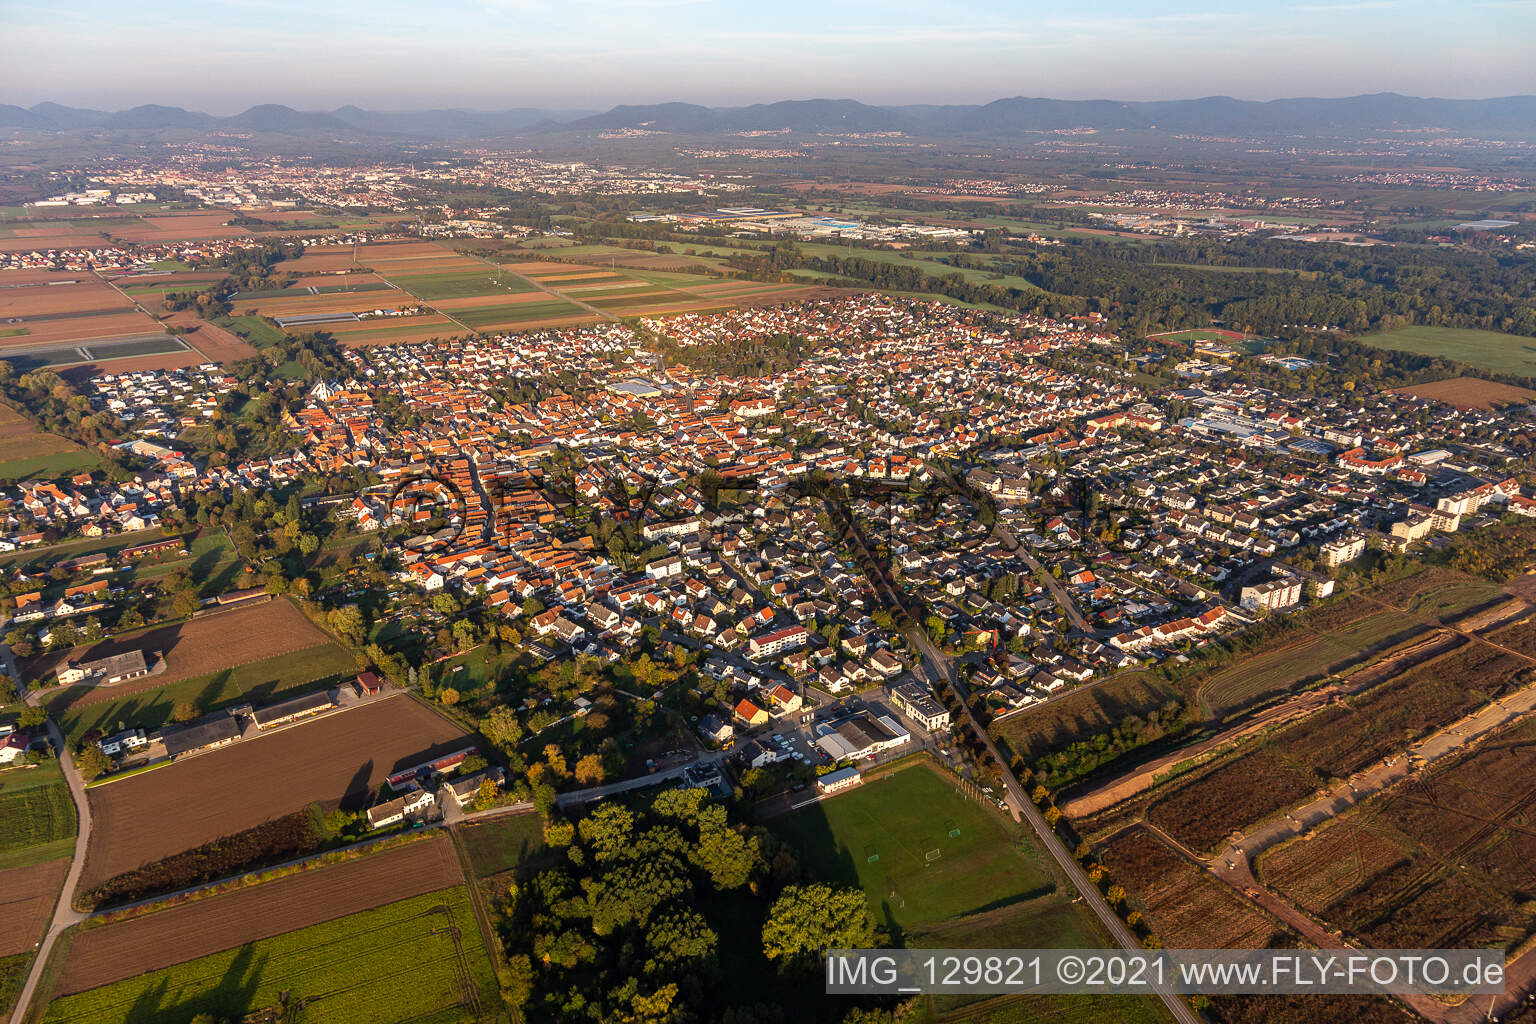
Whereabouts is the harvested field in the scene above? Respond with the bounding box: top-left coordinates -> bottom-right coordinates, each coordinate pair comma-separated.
35,599 -> 334,707
0,859 -> 69,957
161,312 -> 258,362
1278,639 -> 1527,778
1147,751 -> 1319,856
59,836 -> 462,995
1098,827 -> 1279,948
1391,376 -> 1536,411
109,214 -> 251,243
1485,613 -> 1536,657
79,695 -> 473,890
1259,715 -> 1536,948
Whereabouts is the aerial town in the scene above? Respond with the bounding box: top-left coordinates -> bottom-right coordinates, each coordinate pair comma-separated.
2,40 -> 1536,1024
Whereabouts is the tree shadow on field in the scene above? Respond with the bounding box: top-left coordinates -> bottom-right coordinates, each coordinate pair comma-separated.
118,944 -> 267,1024
338,759 -> 374,812
194,670 -> 234,712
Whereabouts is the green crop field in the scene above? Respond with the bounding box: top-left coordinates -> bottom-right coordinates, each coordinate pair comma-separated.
213,314 -> 286,348
0,449 -> 99,484
58,643 -> 358,746
1358,325 -> 1536,378
0,761 -> 77,869
393,271 -> 537,299
40,887 -> 497,1024
771,763 -> 1054,934
1198,610 -> 1423,717
458,812 -> 546,877
452,299 -> 587,327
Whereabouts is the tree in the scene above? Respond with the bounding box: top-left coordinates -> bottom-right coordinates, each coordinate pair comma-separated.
573,753 -> 604,786
438,687 -> 460,707
479,705 -> 523,751
643,907 -> 717,970
75,745 -> 111,781
173,590 -> 202,618
328,607 -> 367,647
17,704 -> 45,730
761,884 -> 875,965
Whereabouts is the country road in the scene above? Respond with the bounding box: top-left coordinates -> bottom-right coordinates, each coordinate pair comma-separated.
9,720 -> 92,1024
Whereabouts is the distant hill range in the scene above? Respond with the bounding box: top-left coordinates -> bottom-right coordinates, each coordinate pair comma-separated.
2,94 -> 1534,139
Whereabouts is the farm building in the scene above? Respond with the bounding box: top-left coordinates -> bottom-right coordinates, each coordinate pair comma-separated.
367,787 -> 435,829
355,671 -> 382,696
251,690 -> 336,729
57,650 -> 151,686
816,767 -> 863,795
162,716 -> 241,759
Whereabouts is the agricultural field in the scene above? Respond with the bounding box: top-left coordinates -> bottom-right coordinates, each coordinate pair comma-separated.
55,642 -> 360,746
458,812 -> 546,878
770,762 -> 1057,937
37,598 -> 345,715
1196,609 -> 1427,717
1146,637 -> 1530,855
991,672 -> 1183,761
0,759 -> 77,869
0,401 -> 95,483
1259,715 -> 1536,949
78,695 -> 473,890
1368,568 -> 1506,623
0,859 -> 70,958
1097,827 -> 1280,948
1146,751 -> 1318,856
1359,325 -> 1536,378
0,270 -> 165,348
41,886 -> 496,1024
1390,375 -> 1536,411
57,835 -> 463,995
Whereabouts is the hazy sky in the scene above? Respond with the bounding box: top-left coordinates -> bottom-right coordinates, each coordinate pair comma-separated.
3,0 -> 1534,112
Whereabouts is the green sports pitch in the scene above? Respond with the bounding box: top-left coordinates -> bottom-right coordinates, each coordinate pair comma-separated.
771,763 -> 1055,934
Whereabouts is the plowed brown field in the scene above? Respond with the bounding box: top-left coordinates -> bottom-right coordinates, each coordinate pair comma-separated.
79,696 -> 473,890
0,858 -> 70,956
57,836 -> 462,995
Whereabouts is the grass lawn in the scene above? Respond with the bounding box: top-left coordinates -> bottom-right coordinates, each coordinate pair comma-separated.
771,763 -> 1054,935
128,530 -> 243,597
0,760 -> 77,868
1357,325 -> 1536,378
57,643 -> 359,745
458,812 -> 545,877
40,887 -> 497,1024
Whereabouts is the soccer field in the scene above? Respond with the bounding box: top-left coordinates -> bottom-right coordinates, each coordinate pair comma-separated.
772,763 -> 1055,933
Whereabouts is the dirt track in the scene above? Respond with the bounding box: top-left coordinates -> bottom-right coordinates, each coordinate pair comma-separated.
79,696 -> 473,891
57,835 -> 461,995
0,859 -> 69,957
